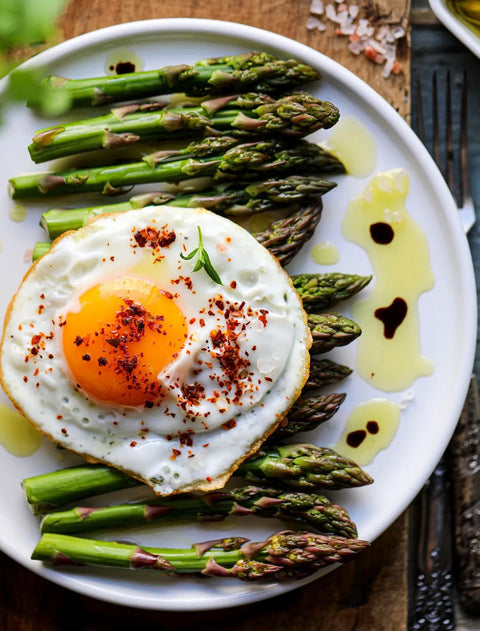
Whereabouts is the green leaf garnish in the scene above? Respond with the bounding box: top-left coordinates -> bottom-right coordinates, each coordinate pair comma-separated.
180,226 -> 223,285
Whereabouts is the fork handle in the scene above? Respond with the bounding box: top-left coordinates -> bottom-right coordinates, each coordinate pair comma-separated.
409,461 -> 455,630
449,375 -> 480,614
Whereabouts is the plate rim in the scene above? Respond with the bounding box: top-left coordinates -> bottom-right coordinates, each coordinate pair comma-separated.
0,16 -> 477,611
429,0 -> 480,58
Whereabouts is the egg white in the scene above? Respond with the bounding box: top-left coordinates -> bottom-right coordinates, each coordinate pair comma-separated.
0,206 -> 311,494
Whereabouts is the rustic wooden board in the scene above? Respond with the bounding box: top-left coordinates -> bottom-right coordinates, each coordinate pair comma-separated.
0,1 -> 411,629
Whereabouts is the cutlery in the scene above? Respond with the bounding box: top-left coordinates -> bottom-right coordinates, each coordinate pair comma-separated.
409,69 -> 477,629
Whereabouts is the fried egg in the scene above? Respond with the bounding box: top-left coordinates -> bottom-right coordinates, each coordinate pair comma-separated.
0,206 -> 311,494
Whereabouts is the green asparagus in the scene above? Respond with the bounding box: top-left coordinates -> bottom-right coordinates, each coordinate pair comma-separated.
23,444 -> 372,514
303,357 -> 353,390
273,393 -> 346,441
10,137 -> 345,199
292,273 -> 372,311
253,201 -> 323,266
29,92 -> 340,163
40,484 -> 357,538
32,530 -> 369,578
33,198 -> 324,266
308,313 -> 362,354
34,52 -> 321,110
39,175 -> 336,240
239,443 -> 373,491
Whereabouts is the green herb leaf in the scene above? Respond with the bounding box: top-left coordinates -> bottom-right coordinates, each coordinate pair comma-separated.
180,226 -> 223,285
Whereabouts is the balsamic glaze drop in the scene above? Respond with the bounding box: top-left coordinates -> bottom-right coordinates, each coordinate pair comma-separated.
347,429 -> 367,448
374,297 -> 408,339
366,420 -> 379,434
370,222 -> 394,244
110,61 -> 136,74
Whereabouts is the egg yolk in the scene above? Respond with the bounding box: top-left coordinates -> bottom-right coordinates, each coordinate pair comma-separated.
62,276 -> 187,407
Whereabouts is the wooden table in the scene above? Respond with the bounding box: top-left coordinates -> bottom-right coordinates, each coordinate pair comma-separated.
1,1 -> 413,629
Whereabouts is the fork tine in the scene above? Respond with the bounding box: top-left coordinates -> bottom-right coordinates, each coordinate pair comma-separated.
415,75 -> 425,142
445,70 -> 457,204
459,71 -> 470,210
432,71 -> 441,171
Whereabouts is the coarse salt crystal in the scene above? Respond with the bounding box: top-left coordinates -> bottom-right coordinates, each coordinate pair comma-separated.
306,15 -> 323,30
348,41 -> 363,55
325,4 -> 338,21
382,57 -> 395,79
349,4 -> 359,18
310,0 -> 324,15
368,39 -> 386,54
339,24 -> 355,35
384,43 -> 397,60
392,25 -> 405,39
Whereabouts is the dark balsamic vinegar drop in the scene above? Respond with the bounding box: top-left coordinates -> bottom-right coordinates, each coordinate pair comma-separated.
374,297 -> 408,339
347,429 -> 367,448
115,61 -> 136,74
366,420 -> 379,434
370,222 -> 394,244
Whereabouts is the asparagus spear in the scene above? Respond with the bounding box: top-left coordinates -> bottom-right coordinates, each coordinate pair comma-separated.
304,358 -> 353,390
253,201 -> 323,267
23,444 -> 372,514
40,484 -> 357,538
40,175 -> 336,240
33,198 -> 324,266
239,443 -> 373,491
273,393 -> 346,441
308,313 -> 362,354
32,530 -> 369,578
29,93 -> 340,163
292,273 -> 372,312
35,52 -> 322,110
10,137 -> 345,199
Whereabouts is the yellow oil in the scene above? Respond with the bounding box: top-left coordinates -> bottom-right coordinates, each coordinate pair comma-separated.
333,398 -> 400,465
9,204 -> 26,223
342,169 -> 434,392
322,115 -> 377,177
310,240 -> 340,265
0,402 -> 42,457
447,0 -> 480,33
104,48 -> 145,75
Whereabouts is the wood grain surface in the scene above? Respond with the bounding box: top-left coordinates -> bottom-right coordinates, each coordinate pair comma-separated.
0,1 -> 411,629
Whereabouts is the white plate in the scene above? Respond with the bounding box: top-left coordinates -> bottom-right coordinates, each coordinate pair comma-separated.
0,18 -> 476,611
430,0 -> 480,58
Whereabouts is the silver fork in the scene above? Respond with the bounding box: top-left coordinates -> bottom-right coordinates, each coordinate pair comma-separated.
409,71 -> 478,630
416,70 -> 475,233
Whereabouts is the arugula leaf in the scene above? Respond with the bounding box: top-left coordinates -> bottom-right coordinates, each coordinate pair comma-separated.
180,226 -> 223,285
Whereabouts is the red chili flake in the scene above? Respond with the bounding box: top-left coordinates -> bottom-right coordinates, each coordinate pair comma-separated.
170,448 -> 181,460
38,305 -> 45,314
222,419 -> 236,430
259,309 -> 269,326
132,225 -> 176,250
226,237 -> 232,243
61,428 -> 68,435
98,357 -> 107,366
18,324 -> 23,331
40,293 -> 45,299
31,334 -> 42,345
229,280 -> 237,289
130,441 -> 137,447
202,443 -> 209,448
33,368 -> 39,376
56,415 -> 63,420
23,376 -> 28,382
206,477 -> 212,482
199,318 -> 205,327
82,354 -> 91,361
74,335 -> 84,346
